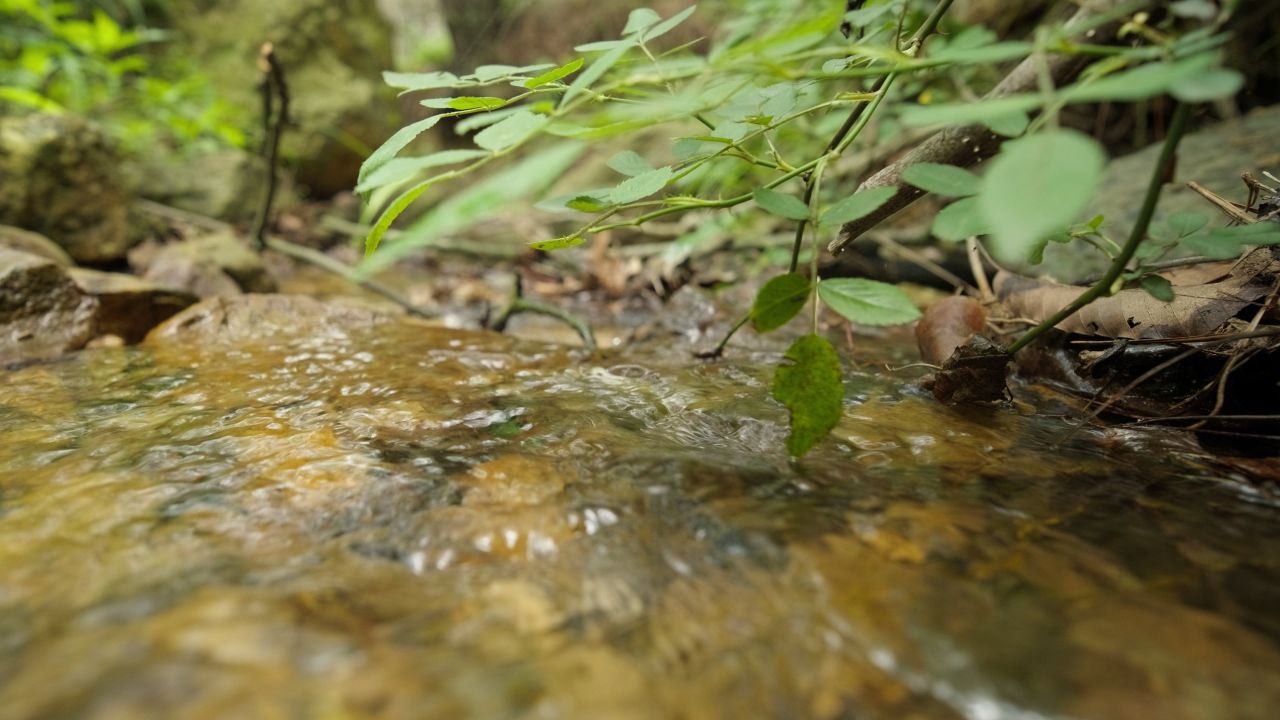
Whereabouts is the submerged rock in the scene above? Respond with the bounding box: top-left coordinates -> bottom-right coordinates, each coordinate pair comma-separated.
144,294 -> 396,346
0,248 -> 96,365
0,113 -> 132,263
68,269 -> 198,344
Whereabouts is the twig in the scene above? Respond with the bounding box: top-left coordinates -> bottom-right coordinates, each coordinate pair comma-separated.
1007,101 -> 1192,354
869,232 -> 970,290
1067,327 -> 1280,346
967,237 -> 993,301
253,42 -> 289,252
488,274 -> 596,349
1187,181 -> 1257,225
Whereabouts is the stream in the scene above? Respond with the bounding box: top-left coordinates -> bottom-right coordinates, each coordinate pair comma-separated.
1,311 -> 1278,719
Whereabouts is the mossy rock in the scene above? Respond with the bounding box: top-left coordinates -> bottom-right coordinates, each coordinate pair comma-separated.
0,114 -> 132,264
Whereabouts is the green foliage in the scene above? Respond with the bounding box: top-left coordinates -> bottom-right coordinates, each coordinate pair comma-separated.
360,0 -> 1248,456
0,0 -> 246,151
772,334 -> 844,457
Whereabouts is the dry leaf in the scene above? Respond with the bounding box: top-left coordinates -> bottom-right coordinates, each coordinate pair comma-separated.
915,295 -> 988,365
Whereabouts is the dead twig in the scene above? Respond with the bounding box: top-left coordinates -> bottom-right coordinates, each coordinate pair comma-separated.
253,42 -> 288,252
488,274 -> 596,349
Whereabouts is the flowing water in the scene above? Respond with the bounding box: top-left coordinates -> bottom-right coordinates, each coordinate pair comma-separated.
1,315 -> 1278,719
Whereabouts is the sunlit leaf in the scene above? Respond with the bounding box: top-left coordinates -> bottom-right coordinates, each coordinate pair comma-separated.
643,5 -> 697,42
524,58 -> 585,89
530,235 -> 586,251
753,187 -> 810,221
978,130 -> 1105,263
817,278 -> 920,326
419,96 -> 507,111
609,166 -> 673,203
752,273 -> 811,333
773,335 -> 844,457
382,70 -> 462,92
901,163 -> 981,197
819,186 -> 897,226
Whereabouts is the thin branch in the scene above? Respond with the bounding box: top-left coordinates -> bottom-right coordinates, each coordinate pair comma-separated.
252,42 -> 288,252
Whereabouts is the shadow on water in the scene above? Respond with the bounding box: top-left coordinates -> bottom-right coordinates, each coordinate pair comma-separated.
0,320 -> 1278,719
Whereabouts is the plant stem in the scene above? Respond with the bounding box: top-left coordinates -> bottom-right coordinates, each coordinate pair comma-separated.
1006,101 -> 1192,354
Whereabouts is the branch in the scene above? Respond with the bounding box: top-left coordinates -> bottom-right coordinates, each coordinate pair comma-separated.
830,0 -> 1137,253
253,42 -> 289,252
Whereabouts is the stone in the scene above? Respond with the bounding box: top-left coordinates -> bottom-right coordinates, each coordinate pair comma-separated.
0,113 -> 132,263
144,294 -> 396,346
0,225 -> 73,266
0,248 -> 97,365
166,0 -> 397,197
67,269 -> 198,344
135,232 -> 277,298
124,149 -> 284,224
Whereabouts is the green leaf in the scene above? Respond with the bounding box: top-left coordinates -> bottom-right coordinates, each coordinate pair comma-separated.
930,41 -> 1033,65
358,114 -> 445,190
984,111 -> 1030,138
1140,274 -> 1175,302
356,149 -> 489,194
567,195 -> 609,212
623,8 -> 661,36
419,96 -> 507,111
1181,223 -> 1280,259
978,130 -> 1106,264
524,58 -> 584,89
901,163 -> 981,197
930,196 -> 990,242
563,41 -> 633,105
530,235 -> 585,251
609,166 -> 673,204
642,5 -> 697,42
819,186 -> 897,227
817,278 -> 921,326
473,110 -> 547,151
751,273 -> 812,333
607,150 -> 655,177
1170,0 -> 1217,19
1170,68 -> 1243,102
1165,211 -> 1209,238
382,70 -> 462,92
772,335 -> 844,457
753,187 -> 811,221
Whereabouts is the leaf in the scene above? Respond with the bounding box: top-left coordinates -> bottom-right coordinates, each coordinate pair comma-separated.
524,58 -> 584,89
1170,0 -> 1217,19
623,8 -> 661,36
606,150 -> 654,177
984,111 -> 1030,138
818,278 -> 921,326
931,196 -> 991,242
530,235 -> 585,251
1165,211 -> 1209,238
751,273 -> 811,333
820,186 -> 897,226
418,96 -> 507,111
567,195 -> 609,212
772,335 -> 844,457
930,41 -> 1033,65
473,110 -> 547,151
355,149 -> 489,194
608,166 -> 673,204
1181,223 -> 1280,259
901,163 -> 980,197
1140,274 -> 1175,302
1170,68 -> 1243,102
643,5 -> 697,42
753,187 -> 811,221
382,70 -> 462,92
358,114 -> 445,190
563,41 -> 633,105
978,130 -> 1105,264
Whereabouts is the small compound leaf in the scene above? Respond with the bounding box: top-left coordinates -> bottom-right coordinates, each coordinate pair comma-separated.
607,150 -> 655,177
420,96 -> 507,111
530,235 -> 585,251
818,278 -> 921,326
642,5 -> 697,42
623,8 -> 661,36
1140,274 -> 1175,302
473,110 -> 548,151
356,149 -> 489,194
524,58 -> 585,89
382,70 -> 462,92
978,129 -> 1105,264
608,166 -> 673,204
772,334 -> 844,457
931,196 -> 991,242
563,41 -> 633,105
751,272 -> 811,333
820,186 -> 897,226
901,163 -> 981,197
754,187 -> 811,221
359,114 -> 445,190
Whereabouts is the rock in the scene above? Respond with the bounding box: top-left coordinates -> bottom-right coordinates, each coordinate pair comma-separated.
0,225 -> 73,266
166,0 -> 397,197
144,294 -> 396,346
0,113 -> 132,263
134,232 -> 277,298
0,248 -> 97,365
67,269 -> 198,344
124,149 -> 285,224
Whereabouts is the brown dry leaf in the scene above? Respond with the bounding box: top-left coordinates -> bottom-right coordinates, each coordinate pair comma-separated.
915,295 -> 988,365
589,233 -> 639,298
994,248 -> 1276,339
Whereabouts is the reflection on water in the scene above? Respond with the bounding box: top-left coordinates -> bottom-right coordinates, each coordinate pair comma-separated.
1,320 -> 1277,719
